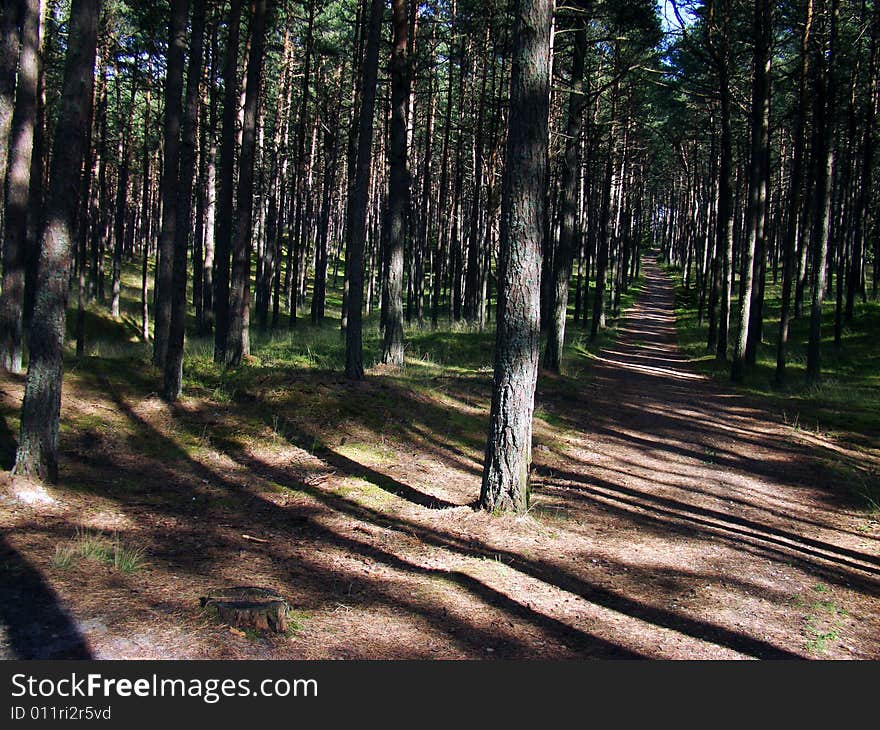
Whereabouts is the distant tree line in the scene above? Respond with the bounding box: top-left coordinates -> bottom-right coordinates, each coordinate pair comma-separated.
654,0 -> 879,385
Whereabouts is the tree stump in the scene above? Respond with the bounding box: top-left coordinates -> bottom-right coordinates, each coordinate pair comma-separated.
200,587 -> 289,633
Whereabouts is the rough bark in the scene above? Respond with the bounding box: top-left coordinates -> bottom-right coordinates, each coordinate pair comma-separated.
226,0 -> 268,367
213,0 -> 241,363
806,0 -> 838,384
0,0 -> 22,221
381,0 -> 410,366
0,0 -> 40,373
480,0 -> 551,514
164,0 -> 206,401
21,0 -> 43,339
544,20 -> 588,373
732,0 -> 771,382
345,0 -> 383,380
775,0 -> 813,384
13,0 -> 98,483
153,0 -> 188,368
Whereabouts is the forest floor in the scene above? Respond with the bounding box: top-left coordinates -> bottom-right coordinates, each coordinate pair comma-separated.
1,255 -> 879,659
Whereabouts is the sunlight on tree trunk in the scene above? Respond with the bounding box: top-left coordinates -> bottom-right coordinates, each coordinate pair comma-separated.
13,0 -> 98,483
480,0 -> 552,515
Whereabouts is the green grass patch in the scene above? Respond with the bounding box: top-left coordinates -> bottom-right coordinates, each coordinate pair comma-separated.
803,598 -> 847,655
284,609 -> 311,636
52,529 -> 146,573
336,441 -> 397,465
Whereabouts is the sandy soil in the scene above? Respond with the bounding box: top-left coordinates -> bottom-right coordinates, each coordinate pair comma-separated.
1,255 -> 877,659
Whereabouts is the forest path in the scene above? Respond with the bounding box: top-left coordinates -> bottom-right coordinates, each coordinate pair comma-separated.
525,252 -> 880,657
2,255 -> 879,660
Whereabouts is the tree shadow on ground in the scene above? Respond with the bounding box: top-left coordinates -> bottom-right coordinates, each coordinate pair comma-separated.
548,467 -> 880,575
0,535 -> 92,659
0,413 -> 17,470
7,343 -> 874,659
129,385 -> 804,659
268,417 -> 461,510
65,379 -> 640,658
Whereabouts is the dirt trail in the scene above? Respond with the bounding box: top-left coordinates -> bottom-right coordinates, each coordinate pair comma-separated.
1,254 -> 878,660
528,254 -> 880,657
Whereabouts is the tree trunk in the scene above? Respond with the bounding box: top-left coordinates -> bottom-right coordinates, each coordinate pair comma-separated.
776,0 -> 812,384
226,0 -> 268,367
846,0 -> 878,320
0,0 -> 22,218
806,0 -> 839,384
153,0 -> 188,368
21,0 -> 44,339
591,142 -> 614,340
432,0 -> 456,326
732,0 -> 771,382
213,0 -> 241,363
201,22 -> 219,336
140,81 -> 152,342
75,55 -> 96,359
13,0 -> 98,483
311,66 -> 342,325
258,21 -> 291,331
345,0 -> 383,380
480,0 -> 551,514
382,0 -> 410,366
110,68 -> 135,319
464,18 -> 492,325
544,19 -> 588,373
164,0 -> 206,400
0,0 -> 40,373
714,1 -> 735,363
89,65 -> 107,304
288,0 -> 315,329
